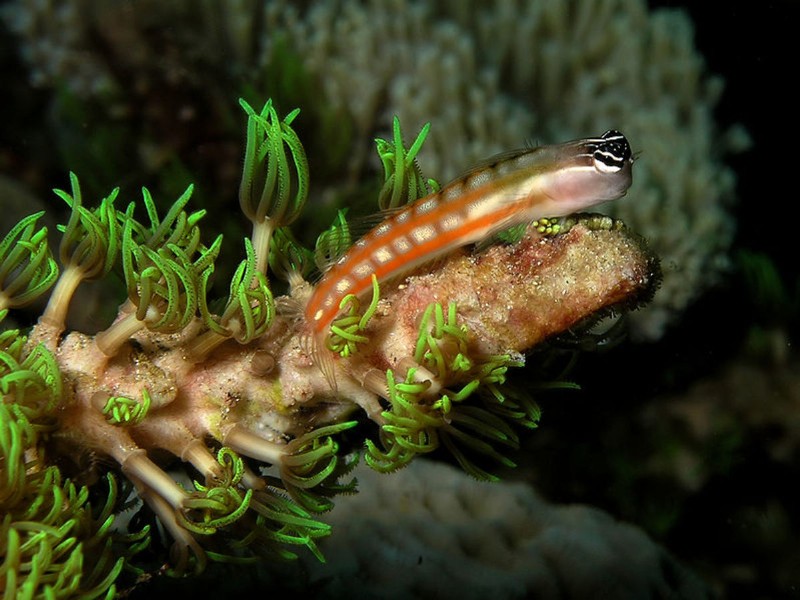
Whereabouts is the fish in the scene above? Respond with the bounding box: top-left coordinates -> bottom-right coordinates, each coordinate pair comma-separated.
304,130 -> 633,385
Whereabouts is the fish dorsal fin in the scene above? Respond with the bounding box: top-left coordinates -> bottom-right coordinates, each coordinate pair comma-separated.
440,146 -> 539,190
313,206 -> 407,277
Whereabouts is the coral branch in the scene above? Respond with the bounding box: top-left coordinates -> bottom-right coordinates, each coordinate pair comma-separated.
2,94 -> 660,592
121,450 -> 187,509
223,425 -> 285,464
343,215 -> 659,380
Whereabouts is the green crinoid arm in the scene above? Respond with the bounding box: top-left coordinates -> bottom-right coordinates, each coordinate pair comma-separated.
375,116 -> 439,210
364,300 -> 550,481
2,382 -> 148,599
94,187 -> 222,356
242,487 -> 332,563
178,448 -> 253,536
136,185 -> 204,250
189,237 -> 275,361
268,226 -> 314,288
239,98 -> 309,277
326,274 -> 380,358
279,421 -> 360,513
0,212 -> 58,313
314,209 -> 351,273
41,172 -> 120,330
1,313 -> 62,424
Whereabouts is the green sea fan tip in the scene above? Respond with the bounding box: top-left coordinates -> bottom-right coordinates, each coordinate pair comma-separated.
495,222 -> 528,244
238,98 -> 309,228
1,403 -> 31,506
0,212 -> 58,310
20,343 -> 62,413
413,301 -> 471,376
483,384 -> 544,430
123,238 -> 196,329
376,116 -> 439,210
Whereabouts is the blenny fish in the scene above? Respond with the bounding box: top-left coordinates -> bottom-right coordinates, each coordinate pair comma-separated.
305,130 -> 633,381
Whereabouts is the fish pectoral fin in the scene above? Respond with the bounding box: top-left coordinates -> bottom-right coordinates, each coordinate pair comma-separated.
301,331 -> 338,392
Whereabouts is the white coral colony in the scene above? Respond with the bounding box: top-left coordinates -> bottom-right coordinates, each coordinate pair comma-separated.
260,0 -> 747,339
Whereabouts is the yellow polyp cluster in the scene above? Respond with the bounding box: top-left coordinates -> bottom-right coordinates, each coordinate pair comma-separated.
532,217 -> 562,236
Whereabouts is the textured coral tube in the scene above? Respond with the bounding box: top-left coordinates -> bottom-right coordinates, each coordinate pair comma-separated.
346,216 -> 659,376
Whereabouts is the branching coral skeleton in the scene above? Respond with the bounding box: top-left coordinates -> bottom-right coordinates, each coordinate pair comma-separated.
1,98 -> 659,595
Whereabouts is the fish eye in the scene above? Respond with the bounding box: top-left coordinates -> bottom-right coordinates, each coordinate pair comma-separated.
592,130 -> 631,173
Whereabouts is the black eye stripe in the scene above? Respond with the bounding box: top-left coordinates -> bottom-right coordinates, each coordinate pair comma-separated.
590,130 -> 631,168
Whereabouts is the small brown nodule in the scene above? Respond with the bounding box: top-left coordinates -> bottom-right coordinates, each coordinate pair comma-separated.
249,349 -> 276,376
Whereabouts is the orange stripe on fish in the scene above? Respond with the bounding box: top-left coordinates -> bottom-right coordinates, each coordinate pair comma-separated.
305,130 -> 633,385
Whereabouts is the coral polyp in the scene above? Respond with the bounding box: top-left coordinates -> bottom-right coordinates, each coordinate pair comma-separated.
1,99 -> 658,596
